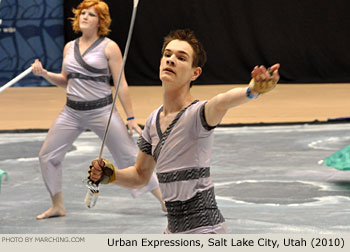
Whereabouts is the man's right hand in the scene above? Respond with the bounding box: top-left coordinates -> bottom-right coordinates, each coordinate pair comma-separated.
89,158 -> 116,184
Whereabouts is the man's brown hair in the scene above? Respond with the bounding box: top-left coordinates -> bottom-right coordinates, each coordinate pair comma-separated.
162,29 -> 207,68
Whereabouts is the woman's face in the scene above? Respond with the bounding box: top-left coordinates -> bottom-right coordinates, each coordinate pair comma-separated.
79,6 -> 99,33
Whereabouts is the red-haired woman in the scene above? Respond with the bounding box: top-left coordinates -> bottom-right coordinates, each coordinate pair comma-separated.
32,0 -> 165,219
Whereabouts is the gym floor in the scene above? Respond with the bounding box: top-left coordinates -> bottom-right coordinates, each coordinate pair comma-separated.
0,85 -> 349,234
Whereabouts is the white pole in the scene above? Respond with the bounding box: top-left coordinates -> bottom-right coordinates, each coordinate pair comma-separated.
0,66 -> 32,94
84,0 -> 140,208
98,0 -> 140,160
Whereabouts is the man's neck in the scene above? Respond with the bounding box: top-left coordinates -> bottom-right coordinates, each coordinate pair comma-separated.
162,83 -> 195,115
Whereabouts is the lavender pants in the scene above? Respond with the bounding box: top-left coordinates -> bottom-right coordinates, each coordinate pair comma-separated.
38,104 -> 159,197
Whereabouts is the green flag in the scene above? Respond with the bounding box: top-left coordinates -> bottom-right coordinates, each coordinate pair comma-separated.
323,145 -> 350,171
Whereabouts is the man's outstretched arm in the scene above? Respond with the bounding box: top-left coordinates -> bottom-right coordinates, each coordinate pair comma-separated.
204,63 -> 280,127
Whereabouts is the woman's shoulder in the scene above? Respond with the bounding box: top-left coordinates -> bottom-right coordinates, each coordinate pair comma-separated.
104,38 -> 122,57
65,39 -> 78,49
104,37 -> 120,49
63,40 -> 75,56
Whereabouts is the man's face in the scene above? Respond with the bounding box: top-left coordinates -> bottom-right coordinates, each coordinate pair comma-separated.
159,39 -> 201,85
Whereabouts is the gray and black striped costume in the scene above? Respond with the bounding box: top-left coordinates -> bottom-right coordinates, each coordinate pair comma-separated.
138,100 -> 226,234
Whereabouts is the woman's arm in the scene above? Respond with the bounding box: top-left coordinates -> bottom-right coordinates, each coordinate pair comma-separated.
31,43 -> 70,88
105,40 -> 142,135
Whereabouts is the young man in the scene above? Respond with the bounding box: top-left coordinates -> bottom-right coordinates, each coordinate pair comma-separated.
89,29 -> 280,233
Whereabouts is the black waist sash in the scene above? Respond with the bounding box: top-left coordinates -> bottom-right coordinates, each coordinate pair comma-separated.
66,94 -> 113,111
165,187 -> 225,233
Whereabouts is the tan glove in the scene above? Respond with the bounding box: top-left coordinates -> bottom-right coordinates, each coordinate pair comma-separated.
248,77 -> 277,94
248,64 -> 280,95
88,158 -> 116,184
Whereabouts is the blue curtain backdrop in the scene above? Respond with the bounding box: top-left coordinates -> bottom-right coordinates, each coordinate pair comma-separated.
0,0 -> 64,87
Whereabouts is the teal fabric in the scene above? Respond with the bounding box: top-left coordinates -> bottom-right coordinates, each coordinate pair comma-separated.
0,169 -> 9,192
324,145 -> 350,171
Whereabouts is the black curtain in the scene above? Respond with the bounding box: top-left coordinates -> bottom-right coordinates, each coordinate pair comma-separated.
64,0 -> 350,85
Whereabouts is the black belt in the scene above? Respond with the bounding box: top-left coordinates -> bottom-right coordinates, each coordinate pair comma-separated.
165,187 -> 225,233
67,73 -> 110,83
157,167 -> 210,183
66,94 -> 113,111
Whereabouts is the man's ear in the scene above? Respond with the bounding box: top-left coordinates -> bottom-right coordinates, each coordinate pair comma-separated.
191,67 -> 202,81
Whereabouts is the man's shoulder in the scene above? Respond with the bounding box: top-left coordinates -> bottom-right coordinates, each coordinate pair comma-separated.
145,105 -> 163,123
